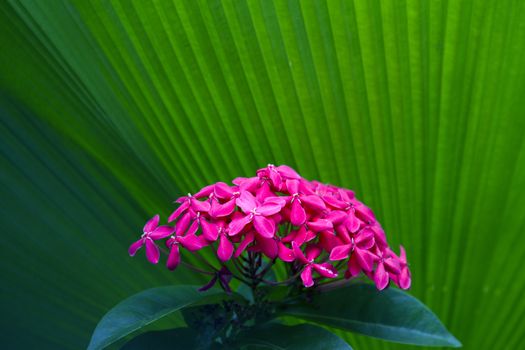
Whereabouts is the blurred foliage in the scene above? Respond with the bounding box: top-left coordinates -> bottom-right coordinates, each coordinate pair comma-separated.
1,0 -> 525,349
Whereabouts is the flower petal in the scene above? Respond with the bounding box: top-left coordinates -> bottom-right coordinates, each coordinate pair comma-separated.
348,255 -> 361,276
345,211 -> 361,233
143,214 -> 160,233
234,231 -> 255,258
236,191 -> 258,213
210,198 -> 236,218
268,168 -> 282,189
257,237 -> 279,259
299,180 -> 316,195
228,215 -> 253,236
290,199 -> 306,226
300,265 -> 314,288
305,229 -> 317,242
253,215 -> 275,238
374,262 -> 389,290
166,243 -> 181,270
398,267 -> 412,289
168,201 -> 189,222
214,182 -> 234,199
326,210 -> 347,225
191,198 -> 211,212
384,257 -> 401,274
149,225 -> 175,240
354,202 -> 376,223
292,241 -> 309,264
276,165 -> 301,179
338,188 -> 355,202
258,201 -> 285,216
371,224 -> 388,248
292,226 -> 308,245
235,176 -> 259,192
186,219 -> 199,236
399,245 -> 407,263
285,179 -> 300,194
313,263 -> 338,278
255,182 -> 274,202
329,244 -> 352,261
335,224 -> 351,244
217,234 -> 234,262
201,219 -> 219,241
175,212 -> 191,236
128,238 -> 144,256
322,195 -> 346,209
178,234 -> 205,251
355,228 -> 375,249
145,238 -> 160,264
278,242 -> 295,262
308,219 -> 333,232
305,244 -> 322,261
194,184 -> 215,198
319,231 -> 343,252
354,248 -> 376,272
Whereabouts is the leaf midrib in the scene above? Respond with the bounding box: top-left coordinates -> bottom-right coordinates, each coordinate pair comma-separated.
284,311 -> 457,345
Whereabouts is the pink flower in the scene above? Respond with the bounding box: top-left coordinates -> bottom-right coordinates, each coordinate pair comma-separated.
209,182 -> 240,218
329,228 -> 376,275
229,191 -> 286,238
257,164 -> 301,191
165,231 -> 206,270
215,222 -> 234,262
285,179 -> 326,226
248,235 -> 295,261
129,165 -> 411,291
292,242 -> 338,287
168,193 -> 211,223
128,215 -> 174,264
391,246 -> 411,289
372,249 -> 401,290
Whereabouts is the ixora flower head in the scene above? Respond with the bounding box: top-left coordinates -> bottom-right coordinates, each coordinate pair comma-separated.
90,165 -> 460,350
129,164 -> 411,291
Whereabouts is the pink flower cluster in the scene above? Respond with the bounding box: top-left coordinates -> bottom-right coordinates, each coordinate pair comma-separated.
129,165 -> 411,290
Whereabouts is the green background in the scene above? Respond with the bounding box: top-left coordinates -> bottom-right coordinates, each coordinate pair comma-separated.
1,0 -> 525,349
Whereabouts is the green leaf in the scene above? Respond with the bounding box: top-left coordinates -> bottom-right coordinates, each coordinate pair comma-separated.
1,1 -> 525,349
87,285 -> 227,350
121,328 -> 200,350
281,283 -> 460,347
236,323 -> 353,350
182,304 -> 232,349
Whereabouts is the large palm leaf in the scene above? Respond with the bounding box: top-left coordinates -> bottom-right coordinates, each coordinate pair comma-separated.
1,0 -> 525,349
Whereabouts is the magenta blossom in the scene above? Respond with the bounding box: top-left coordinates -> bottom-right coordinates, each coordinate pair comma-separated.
129,165 -> 412,291
129,215 -> 174,264
229,191 -> 286,238
293,242 -> 338,287
329,228 -> 376,274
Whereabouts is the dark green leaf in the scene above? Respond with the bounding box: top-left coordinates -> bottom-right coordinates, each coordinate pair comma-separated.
237,284 -> 255,304
2,1 -> 525,349
182,304 -> 232,348
121,328 -> 200,350
236,323 -> 352,350
281,283 -> 461,347
87,285 -> 227,350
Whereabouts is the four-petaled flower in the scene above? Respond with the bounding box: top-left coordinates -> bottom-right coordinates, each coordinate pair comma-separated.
293,242 -> 338,287
129,215 -> 174,264
329,228 -> 376,276
229,191 -> 286,238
